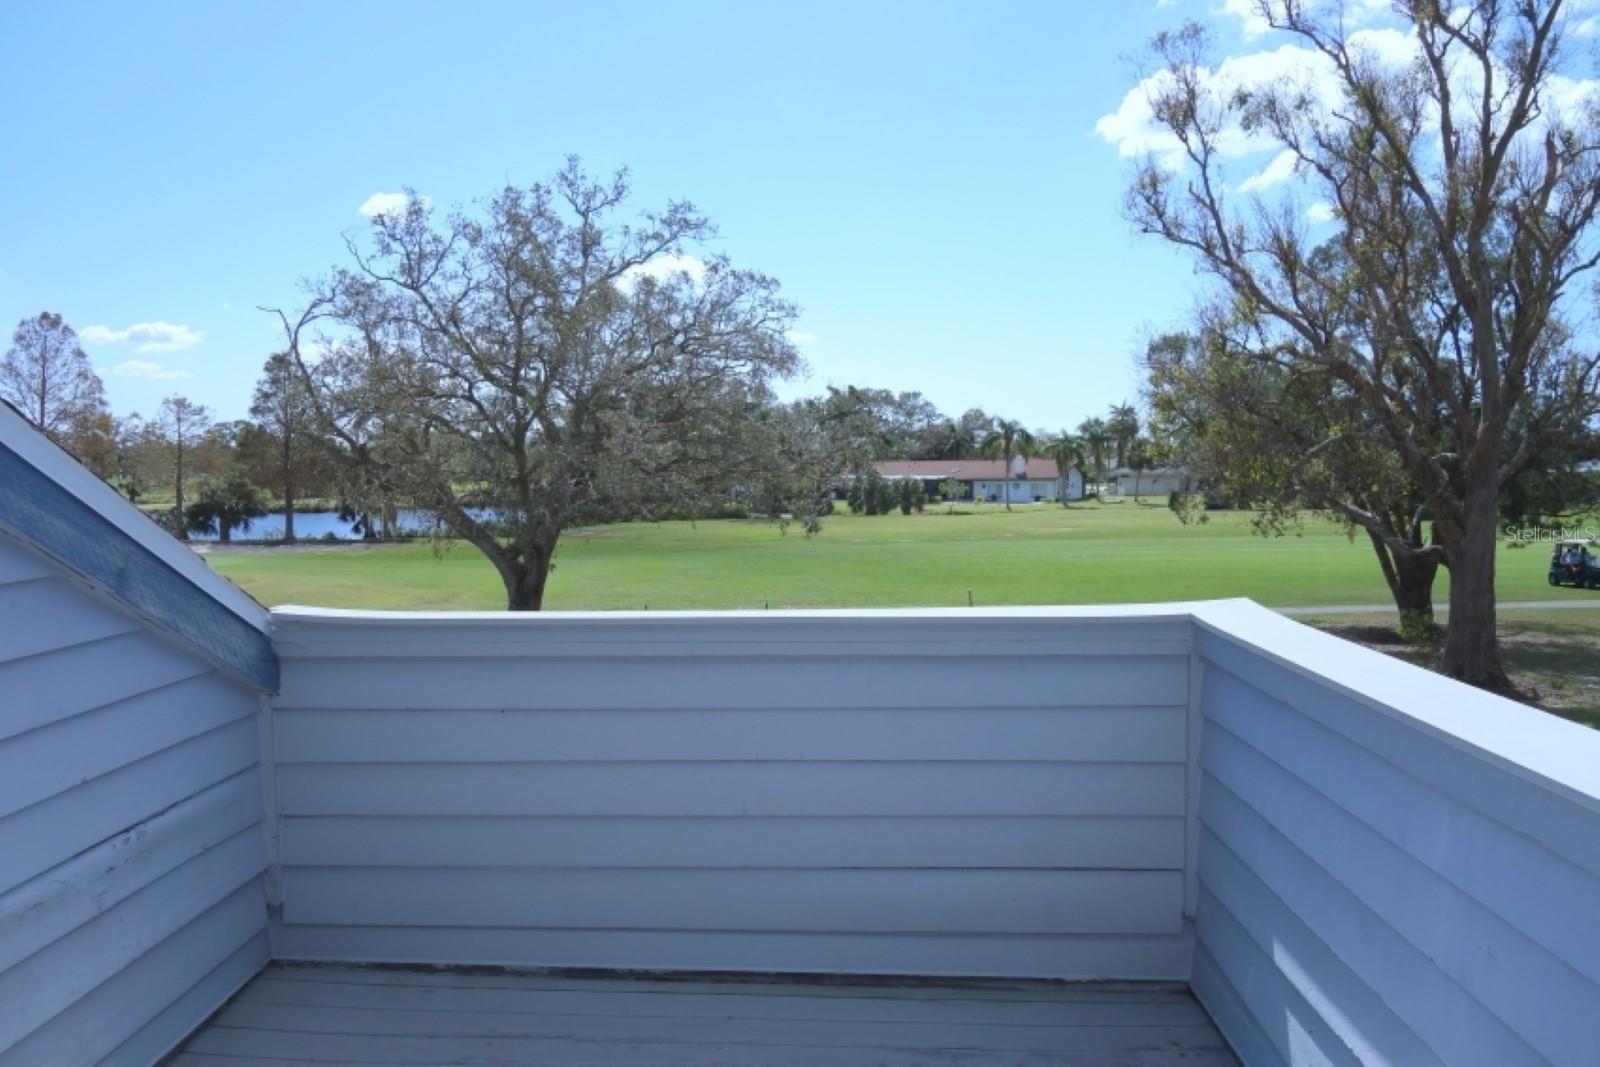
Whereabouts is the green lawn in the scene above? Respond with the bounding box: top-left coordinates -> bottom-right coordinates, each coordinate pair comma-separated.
203,499 -> 1583,611
1296,609 -> 1600,729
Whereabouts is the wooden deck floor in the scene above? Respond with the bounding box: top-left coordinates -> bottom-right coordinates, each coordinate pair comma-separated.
167,963 -> 1238,1065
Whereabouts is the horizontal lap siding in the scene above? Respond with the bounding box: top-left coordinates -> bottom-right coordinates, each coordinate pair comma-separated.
0,536 -> 271,1065
278,761 -> 1183,817
271,614 -> 1193,980
274,652 -> 1188,710
1191,637 -> 1600,1067
280,814 -> 1186,870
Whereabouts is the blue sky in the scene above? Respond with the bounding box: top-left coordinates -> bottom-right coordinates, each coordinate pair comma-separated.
0,1 -> 1310,428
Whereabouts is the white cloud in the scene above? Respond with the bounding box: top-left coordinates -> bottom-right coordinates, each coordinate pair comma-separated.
1306,201 -> 1337,224
618,253 -> 708,290
1095,30 -> 1416,170
1347,26 -> 1417,66
785,330 -> 817,345
1095,44 -> 1317,165
80,321 -> 203,353
1220,0 -> 1394,39
1576,16 -> 1600,38
1219,0 -> 1271,40
358,191 -> 422,218
1238,149 -> 1298,192
112,359 -> 192,381
1545,72 -> 1600,118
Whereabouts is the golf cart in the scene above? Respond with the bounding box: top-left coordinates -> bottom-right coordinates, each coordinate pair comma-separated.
1548,539 -> 1600,589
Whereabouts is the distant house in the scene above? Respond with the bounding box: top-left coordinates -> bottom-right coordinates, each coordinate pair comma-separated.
1109,465 -> 1191,498
871,456 -> 1083,503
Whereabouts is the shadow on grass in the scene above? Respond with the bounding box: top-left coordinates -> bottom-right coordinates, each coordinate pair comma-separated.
1314,617 -> 1600,730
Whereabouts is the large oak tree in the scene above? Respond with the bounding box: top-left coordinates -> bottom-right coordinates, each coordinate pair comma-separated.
276,160 -> 801,609
1125,1 -> 1600,688
1145,323 -> 1446,635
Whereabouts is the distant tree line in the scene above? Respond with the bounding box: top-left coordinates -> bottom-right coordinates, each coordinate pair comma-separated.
1,312 -> 345,543
4,161 -> 1181,621
3,298 -> 1173,563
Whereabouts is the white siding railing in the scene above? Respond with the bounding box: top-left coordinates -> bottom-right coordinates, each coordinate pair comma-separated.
267,601 -> 1600,1066
1188,600 -> 1600,1067
0,536 -> 272,1066
268,605 -> 1201,980
9,557 -> 1598,1066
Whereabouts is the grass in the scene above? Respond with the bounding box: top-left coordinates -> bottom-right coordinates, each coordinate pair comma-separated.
202,500 -> 1600,727
204,498 -> 1587,611
1295,609 -> 1600,730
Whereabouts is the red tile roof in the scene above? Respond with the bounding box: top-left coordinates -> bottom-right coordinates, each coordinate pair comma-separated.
872,459 -> 1068,480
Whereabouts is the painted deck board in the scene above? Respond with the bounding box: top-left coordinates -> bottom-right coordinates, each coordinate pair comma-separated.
169,963 -> 1238,1065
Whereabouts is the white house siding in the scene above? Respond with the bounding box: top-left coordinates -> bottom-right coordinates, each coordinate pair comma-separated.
1113,471 -> 1188,498
972,479 -> 1059,503
1188,601 -> 1600,1067
269,607 -> 1198,980
0,535 -> 271,1066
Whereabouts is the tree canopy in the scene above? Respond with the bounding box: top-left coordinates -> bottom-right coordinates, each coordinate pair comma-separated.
276,160 -> 803,609
1,312 -> 110,458
1124,1 -> 1600,688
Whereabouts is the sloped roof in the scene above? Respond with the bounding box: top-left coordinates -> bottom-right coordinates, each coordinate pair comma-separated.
874,459 -> 1070,480
0,400 -> 277,691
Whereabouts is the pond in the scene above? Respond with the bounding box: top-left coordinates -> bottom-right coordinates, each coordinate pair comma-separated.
185,508 -> 457,542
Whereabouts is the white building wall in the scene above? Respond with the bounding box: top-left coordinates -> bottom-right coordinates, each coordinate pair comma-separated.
973,479 -> 1059,503
268,607 -> 1199,980
1114,471 -> 1188,497
0,536 -> 271,1066
1064,468 -> 1085,500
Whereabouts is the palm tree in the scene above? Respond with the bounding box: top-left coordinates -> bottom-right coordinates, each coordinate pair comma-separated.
1106,403 -> 1140,470
1126,438 -> 1153,502
929,420 -> 976,460
1076,417 -> 1114,486
184,473 -> 266,544
1039,432 -> 1087,506
979,419 -> 1036,511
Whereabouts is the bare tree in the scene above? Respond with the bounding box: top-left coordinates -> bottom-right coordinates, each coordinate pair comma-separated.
273,160 -> 801,609
1,312 -> 110,454
113,413 -> 166,504
156,395 -> 212,540
1124,2 -> 1600,688
246,352 -> 328,542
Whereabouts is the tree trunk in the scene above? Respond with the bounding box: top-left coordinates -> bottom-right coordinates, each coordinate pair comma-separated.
174,448 -> 187,541
219,524 -> 231,544
1438,491 -> 1510,690
1365,528 -> 1439,640
1003,450 -> 1013,512
505,564 -> 548,610
501,533 -> 558,611
282,445 -> 296,543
